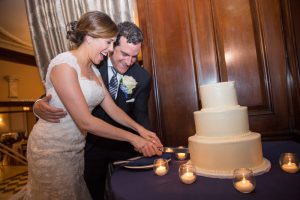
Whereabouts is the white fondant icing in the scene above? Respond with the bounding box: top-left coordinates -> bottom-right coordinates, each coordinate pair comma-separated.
194,106 -> 249,137
200,81 -> 238,109
188,159 -> 271,178
189,81 -> 271,178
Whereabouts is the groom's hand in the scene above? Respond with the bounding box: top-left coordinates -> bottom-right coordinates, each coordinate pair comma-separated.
34,94 -> 67,123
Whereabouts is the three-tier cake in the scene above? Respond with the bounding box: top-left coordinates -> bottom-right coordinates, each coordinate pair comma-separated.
188,81 -> 271,178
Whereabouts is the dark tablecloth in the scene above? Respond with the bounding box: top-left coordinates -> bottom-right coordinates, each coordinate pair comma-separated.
110,141 -> 300,200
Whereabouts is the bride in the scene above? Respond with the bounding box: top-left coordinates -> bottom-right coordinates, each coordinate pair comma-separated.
11,11 -> 162,200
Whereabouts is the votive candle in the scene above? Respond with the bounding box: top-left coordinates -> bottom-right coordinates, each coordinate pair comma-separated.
279,153 -> 299,173
233,168 -> 256,193
281,158 -> 299,173
180,171 -> 196,184
176,153 -> 187,160
179,163 -> 196,184
165,147 -> 174,153
155,165 -> 168,176
234,177 -> 255,193
153,158 -> 169,176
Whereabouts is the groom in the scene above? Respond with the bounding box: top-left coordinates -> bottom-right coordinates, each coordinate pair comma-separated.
84,21 -> 152,200
33,22 -> 152,200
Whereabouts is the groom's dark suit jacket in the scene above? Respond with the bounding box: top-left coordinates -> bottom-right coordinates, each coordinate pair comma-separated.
85,57 -> 151,157
84,57 -> 152,200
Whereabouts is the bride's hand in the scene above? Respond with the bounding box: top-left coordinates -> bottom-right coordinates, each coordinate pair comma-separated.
137,127 -> 163,149
131,135 -> 162,157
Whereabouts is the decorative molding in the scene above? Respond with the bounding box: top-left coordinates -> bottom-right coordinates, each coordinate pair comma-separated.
0,48 -> 36,66
3,75 -> 19,98
0,26 -> 34,56
0,100 -> 34,108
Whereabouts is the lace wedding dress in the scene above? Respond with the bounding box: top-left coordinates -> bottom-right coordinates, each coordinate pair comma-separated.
11,52 -> 105,200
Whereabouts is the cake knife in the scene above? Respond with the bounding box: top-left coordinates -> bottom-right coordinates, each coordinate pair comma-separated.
158,147 -> 189,153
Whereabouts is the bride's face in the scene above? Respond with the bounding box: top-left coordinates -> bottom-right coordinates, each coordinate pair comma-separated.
88,36 -> 116,64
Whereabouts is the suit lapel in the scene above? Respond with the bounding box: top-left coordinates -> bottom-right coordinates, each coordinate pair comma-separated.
98,60 -> 109,89
99,58 -> 123,103
116,71 -> 128,106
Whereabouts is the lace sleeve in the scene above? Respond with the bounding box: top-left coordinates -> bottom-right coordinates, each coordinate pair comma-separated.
45,52 -> 80,90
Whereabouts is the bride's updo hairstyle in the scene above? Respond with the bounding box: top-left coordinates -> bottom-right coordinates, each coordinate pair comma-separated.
66,11 -> 118,47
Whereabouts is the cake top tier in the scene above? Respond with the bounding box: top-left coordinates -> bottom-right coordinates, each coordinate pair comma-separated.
200,81 -> 238,109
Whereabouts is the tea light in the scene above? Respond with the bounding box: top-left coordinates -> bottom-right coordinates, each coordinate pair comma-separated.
155,165 -> 168,176
180,172 -> 196,184
282,162 -> 298,173
176,146 -> 188,160
165,147 -> 174,153
233,168 -> 256,193
176,153 -> 187,160
179,163 -> 196,184
153,158 -> 169,176
234,177 -> 255,193
280,153 -> 299,173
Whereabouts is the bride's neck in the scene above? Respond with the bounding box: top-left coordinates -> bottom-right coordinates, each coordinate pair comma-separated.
72,46 -> 92,68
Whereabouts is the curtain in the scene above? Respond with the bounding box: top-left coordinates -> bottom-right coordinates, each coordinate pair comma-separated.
25,0 -> 136,80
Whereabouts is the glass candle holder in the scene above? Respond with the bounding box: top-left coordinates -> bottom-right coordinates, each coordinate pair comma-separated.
176,152 -> 187,160
279,153 -> 299,173
179,163 -> 196,184
175,146 -> 188,160
233,168 -> 256,193
153,158 -> 169,176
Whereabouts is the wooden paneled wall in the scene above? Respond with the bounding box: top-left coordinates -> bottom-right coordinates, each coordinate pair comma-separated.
138,0 -> 300,146
281,0 -> 300,139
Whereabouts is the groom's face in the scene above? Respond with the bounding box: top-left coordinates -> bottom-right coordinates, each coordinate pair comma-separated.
110,36 -> 141,75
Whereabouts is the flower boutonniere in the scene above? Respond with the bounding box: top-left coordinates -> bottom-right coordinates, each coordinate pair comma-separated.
120,75 -> 138,99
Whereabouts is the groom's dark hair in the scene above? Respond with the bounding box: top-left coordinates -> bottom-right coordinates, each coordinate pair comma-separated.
114,21 -> 144,47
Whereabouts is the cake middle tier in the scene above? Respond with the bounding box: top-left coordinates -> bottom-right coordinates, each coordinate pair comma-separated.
194,106 -> 249,137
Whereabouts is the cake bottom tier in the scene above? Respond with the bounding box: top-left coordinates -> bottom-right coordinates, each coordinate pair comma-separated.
188,132 -> 271,178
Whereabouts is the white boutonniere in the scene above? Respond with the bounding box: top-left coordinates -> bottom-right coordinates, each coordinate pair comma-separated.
120,75 -> 137,98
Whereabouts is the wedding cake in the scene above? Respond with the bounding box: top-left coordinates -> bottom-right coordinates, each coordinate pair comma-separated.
188,81 -> 271,178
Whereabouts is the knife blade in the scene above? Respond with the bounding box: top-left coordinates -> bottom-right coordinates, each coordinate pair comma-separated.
113,156 -> 143,166
158,147 -> 189,153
